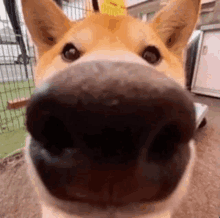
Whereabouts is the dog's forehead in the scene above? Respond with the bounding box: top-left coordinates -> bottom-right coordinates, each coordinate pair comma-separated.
81,13 -> 136,33
60,14 -> 159,54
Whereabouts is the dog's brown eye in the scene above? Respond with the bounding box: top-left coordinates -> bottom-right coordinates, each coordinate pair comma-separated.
142,46 -> 161,64
62,43 -> 80,62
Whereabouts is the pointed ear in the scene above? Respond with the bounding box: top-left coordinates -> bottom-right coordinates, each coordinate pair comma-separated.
21,0 -> 72,55
150,0 -> 201,57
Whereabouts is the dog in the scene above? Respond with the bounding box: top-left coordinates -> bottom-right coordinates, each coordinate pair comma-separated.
22,0 -> 201,217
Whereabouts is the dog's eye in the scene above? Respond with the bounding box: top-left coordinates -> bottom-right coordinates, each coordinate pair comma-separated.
62,43 -> 80,62
141,46 -> 161,64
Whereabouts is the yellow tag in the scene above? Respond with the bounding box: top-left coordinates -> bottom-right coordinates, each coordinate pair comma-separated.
99,0 -> 127,16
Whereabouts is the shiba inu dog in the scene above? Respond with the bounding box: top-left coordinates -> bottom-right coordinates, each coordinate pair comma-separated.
22,0 -> 201,217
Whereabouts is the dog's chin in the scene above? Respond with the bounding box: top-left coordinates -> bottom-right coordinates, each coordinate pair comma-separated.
25,136 -> 195,218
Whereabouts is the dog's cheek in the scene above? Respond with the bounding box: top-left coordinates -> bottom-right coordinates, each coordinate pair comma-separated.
155,59 -> 185,88
34,56 -> 71,87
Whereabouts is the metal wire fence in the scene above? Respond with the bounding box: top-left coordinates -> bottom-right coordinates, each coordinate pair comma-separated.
0,0 -> 92,134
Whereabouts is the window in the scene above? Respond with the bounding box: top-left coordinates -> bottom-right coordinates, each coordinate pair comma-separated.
139,12 -> 144,19
147,11 -> 155,21
142,14 -> 147,22
138,11 -> 155,22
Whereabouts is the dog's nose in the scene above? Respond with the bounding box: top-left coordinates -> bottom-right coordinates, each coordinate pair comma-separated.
27,61 -> 196,160
26,61 -> 196,204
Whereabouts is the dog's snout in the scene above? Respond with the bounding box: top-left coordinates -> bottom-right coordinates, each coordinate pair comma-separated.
27,61 -> 196,158
26,61 -> 196,204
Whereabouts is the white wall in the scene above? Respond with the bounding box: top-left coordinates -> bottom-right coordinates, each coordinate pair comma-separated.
126,0 -> 148,7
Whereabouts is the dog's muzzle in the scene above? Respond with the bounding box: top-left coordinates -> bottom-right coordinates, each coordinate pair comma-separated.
25,61 -> 196,207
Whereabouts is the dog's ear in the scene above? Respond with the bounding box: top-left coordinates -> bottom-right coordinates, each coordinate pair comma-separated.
21,0 -> 72,56
150,0 -> 201,58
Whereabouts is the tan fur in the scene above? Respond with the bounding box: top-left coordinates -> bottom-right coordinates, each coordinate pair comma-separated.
22,0 -> 201,217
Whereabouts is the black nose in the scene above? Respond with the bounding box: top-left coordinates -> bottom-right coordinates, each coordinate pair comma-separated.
26,61 -> 196,204
26,61 -> 196,163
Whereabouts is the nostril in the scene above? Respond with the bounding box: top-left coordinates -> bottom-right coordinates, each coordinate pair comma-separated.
147,123 -> 184,162
41,116 -> 73,155
25,93 -> 74,155
30,113 -> 74,155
